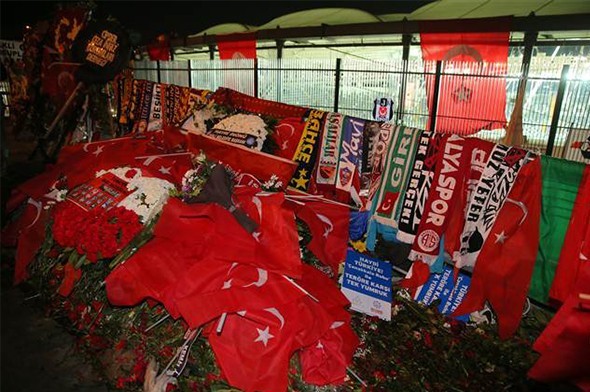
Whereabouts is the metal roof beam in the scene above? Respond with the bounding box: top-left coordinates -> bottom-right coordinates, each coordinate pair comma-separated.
169,14 -> 590,49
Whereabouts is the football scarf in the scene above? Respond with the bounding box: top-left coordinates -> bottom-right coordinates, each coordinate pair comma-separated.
147,82 -> 164,132
395,130 -> 435,244
528,156 -> 585,304
335,116 -> 365,195
315,112 -> 344,189
133,80 -> 154,133
444,138 -> 496,260
365,122 -> 396,208
549,165 -> 590,304
366,125 -> 421,250
128,79 -> 147,124
289,109 -> 326,191
410,134 -> 468,265
454,144 -> 530,270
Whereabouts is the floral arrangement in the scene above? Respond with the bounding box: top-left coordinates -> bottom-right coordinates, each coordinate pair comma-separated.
170,152 -> 218,201
52,203 -> 142,263
96,167 -> 175,224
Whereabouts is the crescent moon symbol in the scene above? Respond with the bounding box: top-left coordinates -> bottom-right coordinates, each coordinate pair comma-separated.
243,268 -> 268,288
264,307 -> 285,329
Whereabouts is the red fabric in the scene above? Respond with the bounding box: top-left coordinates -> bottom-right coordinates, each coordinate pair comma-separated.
286,193 -> 350,276
399,260 -> 431,290
233,187 -> 302,278
549,165 -> 590,304
211,88 -> 308,119
299,319 -> 358,386
453,157 -> 541,339
58,263 -> 82,297
529,262 -> 590,390
272,117 -> 307,160
216,33 -> 257,60
419,19 -> 510,134
41,61 -> 80,106
136,152 -> 194,185
207,264 -> 354,392
147,35 -> 171,61
169,261 -> 305,328
17,137 -> 155,200
187,133 -> 297,189
14,209 -> 50,284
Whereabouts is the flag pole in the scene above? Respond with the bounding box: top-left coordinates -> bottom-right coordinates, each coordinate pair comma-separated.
282,275 -> 319,302
346,367 -> 367,387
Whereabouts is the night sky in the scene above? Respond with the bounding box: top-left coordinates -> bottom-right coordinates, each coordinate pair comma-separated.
1,1 -> 432,44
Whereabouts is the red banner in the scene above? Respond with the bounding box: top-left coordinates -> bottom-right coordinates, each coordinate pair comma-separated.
216,32 -> 257,60
420,18 -> 511,134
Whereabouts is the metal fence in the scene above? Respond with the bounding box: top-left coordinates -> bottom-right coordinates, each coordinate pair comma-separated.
133,55 -> 590,161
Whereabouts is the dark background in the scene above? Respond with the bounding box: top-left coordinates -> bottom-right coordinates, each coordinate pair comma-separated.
1,1 -> 433,44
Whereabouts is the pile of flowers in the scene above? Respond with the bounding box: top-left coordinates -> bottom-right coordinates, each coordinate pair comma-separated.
52,204 -> 142,263
210,113 -> 269,151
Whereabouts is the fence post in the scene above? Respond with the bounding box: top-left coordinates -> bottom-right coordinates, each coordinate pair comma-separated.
276,40 -> 284,102
208,44 -> 215,60
334,58 -> 342,112
187,60 -> 192,88
396,33 -> 412,124
254,58 -> 259,98
429,60 -> 442,132
156,60 -> 161,83
546,64 -> 570,156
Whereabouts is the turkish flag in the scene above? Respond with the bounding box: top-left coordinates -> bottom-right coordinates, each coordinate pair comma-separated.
167,261 -> 305,328
453,157 -> 541,339
549,165 -> 590,304
17,137 -> 155,200
187,133 -> 298,190
14,205 -> 50,284
135,152 -> 194,185
299,319 -> 358,386
147,34 -> 171,61
207,264 -> 354,392
216,32 -> 257,60
286,192 -> 350,276
529,262 -> 590,390
272,117 -> 307,160
420,18 -> 510,134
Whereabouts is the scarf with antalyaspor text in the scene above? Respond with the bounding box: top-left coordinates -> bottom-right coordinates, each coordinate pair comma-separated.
395,130 -> 438,244
410,134 -> 469,265
453,144 -> 531,270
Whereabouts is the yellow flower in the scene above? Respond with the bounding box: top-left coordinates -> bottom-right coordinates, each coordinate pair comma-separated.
350,239 -> 367,253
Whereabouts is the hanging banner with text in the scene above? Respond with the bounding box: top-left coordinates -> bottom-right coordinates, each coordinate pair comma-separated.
0,40 -> 23,64
414,264 -> 471,322
341,249 -> 393,321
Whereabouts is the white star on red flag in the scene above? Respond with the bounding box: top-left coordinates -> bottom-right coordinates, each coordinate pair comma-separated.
254,326 -> 274,347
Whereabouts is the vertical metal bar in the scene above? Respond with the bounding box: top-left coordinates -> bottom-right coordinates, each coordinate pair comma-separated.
334,58 -> 342,112
156,60 -> 161,83
208,44 -> 215,60
276,40 -> 284,102
546,64 -> 570,156
254,58 -> 259,98
429,60 -> 442,132
396,33 -> 412,124
187,60 -> 192,88
276,39 -> 284,59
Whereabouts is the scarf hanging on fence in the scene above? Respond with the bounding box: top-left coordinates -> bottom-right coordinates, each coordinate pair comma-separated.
528,156 -> 585,304
315,112 -> 344,191
289,109 -> 327,192
453,144 -> 530,271
410,134 -> 469,268
133,80 -> 155,133
365,122 -> 396,208
335,116 -> 365,205
395,130 -> 435,244
366,126 -> 422,250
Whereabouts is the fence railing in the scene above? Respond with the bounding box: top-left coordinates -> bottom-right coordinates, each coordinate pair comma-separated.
133,56 -> 590,161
